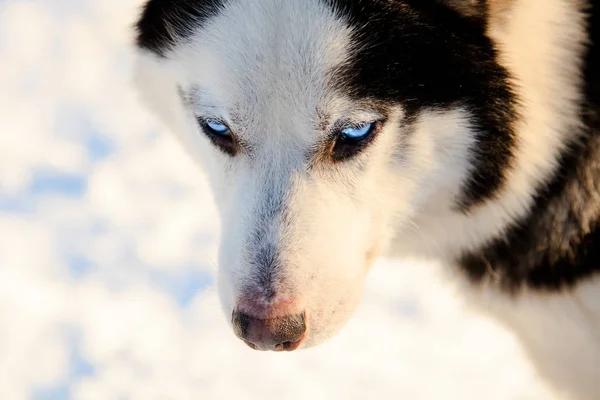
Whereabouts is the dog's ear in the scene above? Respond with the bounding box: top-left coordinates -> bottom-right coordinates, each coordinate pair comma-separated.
436,0 -> 487,19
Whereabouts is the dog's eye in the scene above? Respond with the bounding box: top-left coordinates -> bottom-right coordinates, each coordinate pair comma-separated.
198,117 -> 238,156
205,119 -> 230,135
331,121 -> 379,161
341,122 -> 374,140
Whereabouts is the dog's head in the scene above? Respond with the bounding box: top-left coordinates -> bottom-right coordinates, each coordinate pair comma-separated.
133,0 -> 516,350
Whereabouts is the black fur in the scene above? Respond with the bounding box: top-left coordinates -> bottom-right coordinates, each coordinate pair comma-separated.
437,0 -> 487,20
459,1 -> 600,292
328,0 -> 518,210
135,0 -> 224,57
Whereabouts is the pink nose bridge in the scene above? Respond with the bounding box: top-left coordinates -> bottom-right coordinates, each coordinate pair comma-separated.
236,295 -> 303,320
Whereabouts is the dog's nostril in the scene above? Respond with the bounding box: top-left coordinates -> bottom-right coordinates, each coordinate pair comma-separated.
232,310 -> 306,351
231,310 -> 251,340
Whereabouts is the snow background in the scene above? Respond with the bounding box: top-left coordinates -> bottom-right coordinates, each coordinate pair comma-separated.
0,1 -> 558,399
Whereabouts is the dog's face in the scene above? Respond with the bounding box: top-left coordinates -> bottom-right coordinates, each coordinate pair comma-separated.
134,0 -> 515,350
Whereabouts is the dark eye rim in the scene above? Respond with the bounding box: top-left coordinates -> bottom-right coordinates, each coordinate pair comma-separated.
330,120 -> 382,162
197,117 -> 239,156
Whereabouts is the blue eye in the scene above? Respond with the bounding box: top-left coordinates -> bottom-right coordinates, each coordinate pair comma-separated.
205,119 -> 230,135
341,122 -> 373,140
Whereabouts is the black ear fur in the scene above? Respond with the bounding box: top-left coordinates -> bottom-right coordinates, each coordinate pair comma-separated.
436,0 -> 487,19
135,0 -> 224,56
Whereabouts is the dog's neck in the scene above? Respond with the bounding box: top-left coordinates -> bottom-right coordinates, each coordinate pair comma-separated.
457,1 -> 600,293
391,0 -> 600,292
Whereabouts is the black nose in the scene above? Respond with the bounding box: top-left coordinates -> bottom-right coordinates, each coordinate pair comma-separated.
232,310 -> 307,351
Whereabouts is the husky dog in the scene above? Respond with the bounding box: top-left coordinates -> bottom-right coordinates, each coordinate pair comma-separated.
133,0 -> 599,398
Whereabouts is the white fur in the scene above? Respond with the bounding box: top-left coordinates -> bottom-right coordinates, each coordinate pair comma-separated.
133,0 -> 600,398
460,276 -> 600,400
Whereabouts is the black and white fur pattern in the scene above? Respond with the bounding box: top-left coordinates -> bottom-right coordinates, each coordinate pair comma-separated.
133,1 -> 600,398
